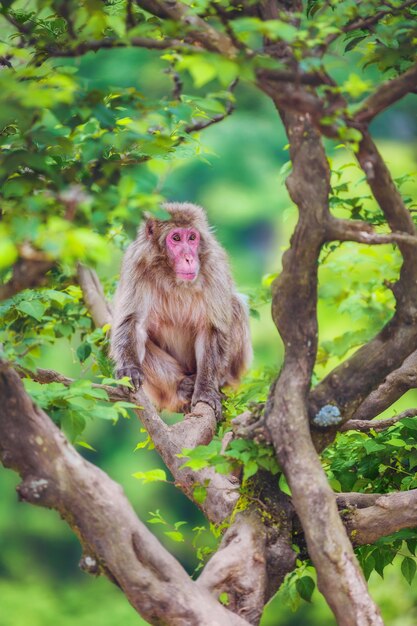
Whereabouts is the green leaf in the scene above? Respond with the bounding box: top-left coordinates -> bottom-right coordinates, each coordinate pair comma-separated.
0,237 -> 18,269
76,440 -> 96,451
76,342 -> 92,363
164,530 -> 184,542
16,300 -> 47,322
296,576 -> 315,602
362,555 -> 375,581
242,459 -> 258,482
401,557 -> 416,585
132,469 -> 167,484
278,473 -> 292,496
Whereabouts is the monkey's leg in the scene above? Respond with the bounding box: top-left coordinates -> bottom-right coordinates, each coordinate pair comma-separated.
192,329 -> 225,419
225,294 -> 253,385
142,341 -> 194,413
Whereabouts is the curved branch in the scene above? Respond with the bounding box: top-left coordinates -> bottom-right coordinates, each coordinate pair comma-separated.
355,63 -> 417,125
344,490 -> 417,546
326,217 -> 417,247
310,131 -> 417,449
0,361 -> 248,626
135,0 -> 237,55
185,79 -> 237,133
266,107 -> 383,626
77,264 -> 112,328
341,408 -> 417,433
353,350 -> 417,421
43,36 -> 200,57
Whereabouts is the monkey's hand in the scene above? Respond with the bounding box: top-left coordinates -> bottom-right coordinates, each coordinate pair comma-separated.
116,366 -> 144,390
191,388 -> 222,421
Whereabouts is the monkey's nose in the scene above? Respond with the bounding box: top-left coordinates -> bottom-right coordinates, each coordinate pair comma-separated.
184,254 -> 193,264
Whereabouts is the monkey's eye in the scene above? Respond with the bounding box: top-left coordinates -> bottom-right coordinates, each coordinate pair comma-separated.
189,233 -> 196,241
172,233 -> 181,242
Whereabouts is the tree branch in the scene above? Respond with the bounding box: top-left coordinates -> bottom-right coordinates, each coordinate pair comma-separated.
341,408 -> 417,433
185,79 -> 238,133
325,0 -> 417,48
353,350 -> 417,421
0,361 -> 249,626
0,258 -> 53,301
355,63 -> 417,125
265,105 -> 383,625
135,0 -> 237,55
43,36 -> 201,57
344,489 -> 417,546
326,217 -> 417,247
77,264 -> 113,328
310,130 -> 417,448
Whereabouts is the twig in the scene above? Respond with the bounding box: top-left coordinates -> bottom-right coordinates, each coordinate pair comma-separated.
185,79 -> 238,133
76,264 -> 112,328
341,408 -> 417,432
355,63 -> 417,124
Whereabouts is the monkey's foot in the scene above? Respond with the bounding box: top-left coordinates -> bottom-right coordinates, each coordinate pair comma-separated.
116,366 -> 144,390
192,389 -> 222,421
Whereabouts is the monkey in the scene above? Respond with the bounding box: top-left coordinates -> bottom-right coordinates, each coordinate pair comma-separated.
110,202 -> 252,418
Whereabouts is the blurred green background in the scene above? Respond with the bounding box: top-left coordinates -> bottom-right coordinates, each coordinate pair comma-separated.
1,45 -> 417,626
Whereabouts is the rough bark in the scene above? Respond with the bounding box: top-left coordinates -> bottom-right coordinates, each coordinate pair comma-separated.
0,361 -> 249,626
77,264 -> 113,328
344,491 -> 417,546
310,131 -> 417,450
264,108 -> 383,626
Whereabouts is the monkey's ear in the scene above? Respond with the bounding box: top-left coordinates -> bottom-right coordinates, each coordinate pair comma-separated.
145,218 -> 156,239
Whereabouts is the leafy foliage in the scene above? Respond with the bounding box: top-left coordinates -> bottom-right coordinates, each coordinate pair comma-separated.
1,0 -> 417,623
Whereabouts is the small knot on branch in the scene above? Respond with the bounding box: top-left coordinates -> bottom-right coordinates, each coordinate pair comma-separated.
17,477 -> 49,502
79,554 -> 100,575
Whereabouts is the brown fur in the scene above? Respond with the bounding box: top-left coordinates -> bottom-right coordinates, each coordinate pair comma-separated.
110,202 -> 252,416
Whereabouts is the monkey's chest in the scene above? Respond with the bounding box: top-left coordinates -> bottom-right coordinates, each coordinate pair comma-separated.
147,293 -> 206,370
151,323 -> 196,372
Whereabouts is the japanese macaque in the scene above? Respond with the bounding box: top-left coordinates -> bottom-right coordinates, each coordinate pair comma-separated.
110,202 -> 252,418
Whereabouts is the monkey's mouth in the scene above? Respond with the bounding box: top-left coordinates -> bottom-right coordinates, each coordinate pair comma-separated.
177,271 -> 197,281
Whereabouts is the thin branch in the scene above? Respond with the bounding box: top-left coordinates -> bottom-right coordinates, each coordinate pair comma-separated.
355,63 -> 417,124
325,0 -> 417,48
165,65 -> 183,100
185,79 -> 238,133
210,2 -> 249,53
42,36 -> 201,57
353,350 -> 417,421
77,264 -> 112,328
341,408 -> 417,432
0,361 -> 249,626
256,68 -> 330,87
17,366 -> 127,402
135,0 -> 237,55
326,217 -> 417,247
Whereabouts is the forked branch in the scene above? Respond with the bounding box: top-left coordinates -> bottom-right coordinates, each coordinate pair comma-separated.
0,361 -> 249,626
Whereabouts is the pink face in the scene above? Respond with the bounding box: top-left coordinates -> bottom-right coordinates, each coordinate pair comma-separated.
166,227 -> 201,281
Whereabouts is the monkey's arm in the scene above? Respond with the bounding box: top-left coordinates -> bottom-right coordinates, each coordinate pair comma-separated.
110,247 -> 149,389
192,327 -> 228,418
